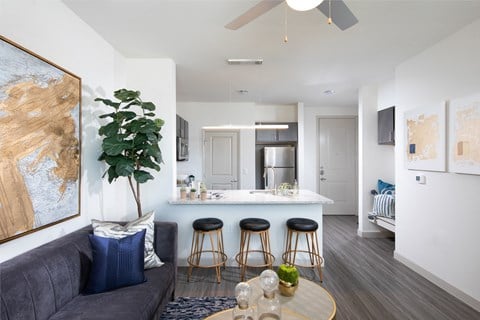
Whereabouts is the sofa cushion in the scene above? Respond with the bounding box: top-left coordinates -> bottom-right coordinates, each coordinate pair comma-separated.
49,262 -> 176,320
85,229 -> 146,294
0,226 -> 92,320
92,211 -> 163,269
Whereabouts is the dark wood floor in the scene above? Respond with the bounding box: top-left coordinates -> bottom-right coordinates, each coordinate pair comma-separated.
175,216 -> 480,320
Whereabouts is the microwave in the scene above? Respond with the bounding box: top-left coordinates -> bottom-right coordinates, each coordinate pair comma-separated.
176,136 -> 189,161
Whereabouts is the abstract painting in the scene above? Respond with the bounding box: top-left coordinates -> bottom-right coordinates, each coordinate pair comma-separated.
405,104 -> 446,171
0,36 -> 81,243
449,94 -> 480,175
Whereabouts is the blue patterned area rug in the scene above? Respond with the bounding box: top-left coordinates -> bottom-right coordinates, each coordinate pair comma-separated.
159,296 -> 236,320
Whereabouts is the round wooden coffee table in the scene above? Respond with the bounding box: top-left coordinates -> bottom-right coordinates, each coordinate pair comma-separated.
205,277 -> 336,320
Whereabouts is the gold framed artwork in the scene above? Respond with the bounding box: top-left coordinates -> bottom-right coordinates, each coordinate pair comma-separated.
0,36 -> 81,243
448,94 -> 480,175
405,104 -> 446,172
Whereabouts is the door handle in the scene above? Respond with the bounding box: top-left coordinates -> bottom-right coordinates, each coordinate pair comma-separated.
320,177 -> 327,181
231,179 -> 238,183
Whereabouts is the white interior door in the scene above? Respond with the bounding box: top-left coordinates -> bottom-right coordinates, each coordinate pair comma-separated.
204,130 -> 239,190
318,118 -> 357,215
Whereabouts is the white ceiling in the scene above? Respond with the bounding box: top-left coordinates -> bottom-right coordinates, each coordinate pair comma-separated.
63,0 -> 480,108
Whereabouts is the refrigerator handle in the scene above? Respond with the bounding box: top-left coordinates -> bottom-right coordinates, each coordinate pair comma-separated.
263,168 -> 267,188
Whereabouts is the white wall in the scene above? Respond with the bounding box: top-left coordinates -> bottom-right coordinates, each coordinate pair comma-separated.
394,19 -> 480,309
176,102 -> 297,190
176,102 -> 256,189
357,85 -> 396,237
125,59 -> 177,219
0,0 -> 125,262
301,105 -> 358,193
0,1 -> 177,263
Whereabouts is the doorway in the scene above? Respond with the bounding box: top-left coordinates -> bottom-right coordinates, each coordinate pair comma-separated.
317,117 -> 357,215
203,130 -> 239,189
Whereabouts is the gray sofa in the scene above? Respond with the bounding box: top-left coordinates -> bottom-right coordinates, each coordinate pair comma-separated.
0,221 -> 177,320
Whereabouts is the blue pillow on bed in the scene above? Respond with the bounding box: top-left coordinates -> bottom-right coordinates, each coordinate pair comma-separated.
378,179 -> 395,194
85,229 -> 146,294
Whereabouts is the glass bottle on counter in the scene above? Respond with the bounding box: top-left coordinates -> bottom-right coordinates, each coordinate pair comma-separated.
232,282 -> 254,320
292,179 -> 299,195
257,270 -> 281,320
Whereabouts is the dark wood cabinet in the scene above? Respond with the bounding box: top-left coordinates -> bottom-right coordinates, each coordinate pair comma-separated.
256,122 -> 298,143
378,106 -> 395,145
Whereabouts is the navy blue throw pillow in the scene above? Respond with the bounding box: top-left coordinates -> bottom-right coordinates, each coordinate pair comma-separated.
85,229 -> 146,294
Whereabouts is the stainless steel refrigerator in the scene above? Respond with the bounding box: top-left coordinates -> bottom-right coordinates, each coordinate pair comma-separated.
263,146 -> 296,189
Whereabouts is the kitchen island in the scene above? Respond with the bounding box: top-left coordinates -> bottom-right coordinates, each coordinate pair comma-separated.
165,190 -> 333,268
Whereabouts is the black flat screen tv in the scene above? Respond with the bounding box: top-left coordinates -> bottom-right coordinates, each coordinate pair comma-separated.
378,106 -> 395,145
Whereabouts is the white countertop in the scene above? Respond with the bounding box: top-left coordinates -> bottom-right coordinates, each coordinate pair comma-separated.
169,189 -> 334,205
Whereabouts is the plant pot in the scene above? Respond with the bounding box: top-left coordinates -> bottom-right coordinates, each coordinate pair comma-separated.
278,279 -> 298,297
189,191 -> 196,200
180,190 -> 187,200
200,192 -> 207,200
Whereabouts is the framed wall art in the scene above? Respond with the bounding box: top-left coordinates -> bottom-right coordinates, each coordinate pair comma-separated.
405,104 -> 446,172
0,36 -> 81,243
448,94 -> 480,175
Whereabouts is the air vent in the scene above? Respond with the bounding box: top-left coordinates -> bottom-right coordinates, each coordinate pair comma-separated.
227,58 -> 263,65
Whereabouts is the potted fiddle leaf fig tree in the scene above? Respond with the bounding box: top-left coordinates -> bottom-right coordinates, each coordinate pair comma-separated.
95,89 -> 164,218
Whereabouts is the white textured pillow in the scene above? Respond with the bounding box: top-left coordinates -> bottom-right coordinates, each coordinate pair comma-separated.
91,211 -> 164,269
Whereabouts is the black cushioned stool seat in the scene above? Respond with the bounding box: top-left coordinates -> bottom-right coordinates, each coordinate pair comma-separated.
193,218 -> 223,231
188,218 -> 227,283
239,218 -> 270,231
283,217 -> 324,282
235,218 -> 274,281
286,218 -> 318,232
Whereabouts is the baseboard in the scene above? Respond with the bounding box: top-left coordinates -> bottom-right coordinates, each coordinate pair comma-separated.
394,251 -> 480,313
357,229 -> 391,238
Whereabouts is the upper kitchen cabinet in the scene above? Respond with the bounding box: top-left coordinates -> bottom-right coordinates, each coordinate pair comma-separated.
256,122 -> 298,143
378,106 -> 395,145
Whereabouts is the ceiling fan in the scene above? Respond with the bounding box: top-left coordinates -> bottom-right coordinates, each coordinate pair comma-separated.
225,0 -> 358,31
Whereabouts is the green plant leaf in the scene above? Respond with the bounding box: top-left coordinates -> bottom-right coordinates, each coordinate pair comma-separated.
146,132 -> 158,142
134,170 -> 154,183
126,119 -> 142,133
99,122 -> 120,137
133,133 -> 149,146
94,98 -> 121,109
155,118 -> 165,128
107,166 -> 119,183
114,89 -> 140,102
117,111 -> 137,121
138,156 -> 161,171
115,158 -> 135,176
102,137 -> 131,156
139,122 -> 158,134
123,100 -> 141,109
141,101 -> 156,111
103,155 -> 126,166
99,112 -> 116,119
144,112 -> 156,117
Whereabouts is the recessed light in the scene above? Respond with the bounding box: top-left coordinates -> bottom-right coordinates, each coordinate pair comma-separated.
323,89 -> 335,95
227,58 -> 263,65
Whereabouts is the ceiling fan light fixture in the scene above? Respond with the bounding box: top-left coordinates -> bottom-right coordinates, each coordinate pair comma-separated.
286,0 -> 324,12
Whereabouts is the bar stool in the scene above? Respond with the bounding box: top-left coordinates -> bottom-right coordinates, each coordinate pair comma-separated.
187,217 -> 227,283
235,218 -> 275,281
282,218 -> 324,282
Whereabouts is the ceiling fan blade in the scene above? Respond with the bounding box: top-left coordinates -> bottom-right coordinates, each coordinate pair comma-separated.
225,0 -> 283,30
317,0 -> 358,31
